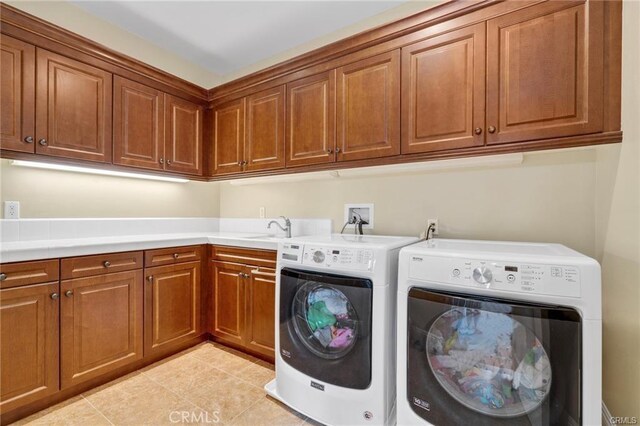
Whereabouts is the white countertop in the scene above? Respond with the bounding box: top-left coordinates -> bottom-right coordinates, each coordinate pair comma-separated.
0,232 -> 286,263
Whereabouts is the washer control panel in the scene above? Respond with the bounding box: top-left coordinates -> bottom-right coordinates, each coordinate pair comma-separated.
409,256 -> 581,298
302,245 -> 374,271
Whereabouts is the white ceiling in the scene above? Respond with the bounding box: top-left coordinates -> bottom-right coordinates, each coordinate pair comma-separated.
72,1 -> 406,77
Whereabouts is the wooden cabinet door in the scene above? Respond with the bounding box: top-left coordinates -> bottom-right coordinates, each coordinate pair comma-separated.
286,71 -> 336,167
244,267 -> 275,359
245,86 -> 285,172
35,49 -> 112,162
486,1 -> 603,144
0,35 -> 35,153
337,51 -> 400,161
60,271 -> 143,389
211,261 -> 245,346
212,98 -> 245,175
165,94 -> 203,175
402,23 -> 486,154
145,262 -> 201,356
0,282 -> 59,414
113,77 -> 164,170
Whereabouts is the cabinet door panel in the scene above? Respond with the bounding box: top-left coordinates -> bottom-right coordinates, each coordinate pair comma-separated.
60,271 -> 143,388
165,95 -> 203,175
212,98 -> 245,175
36,49 -> 112,162
286,71 -> 336,167
113,77 -> 164,170
145,262 -> 200,356
245,268 -> 275,359
337,51 -> 400,161
0,35 -> 35,153
245,86 -> 285,172
0,282 -> 59,414
486,1 -> 603,144
402,23 -> 486,153
211,261 -> 245,346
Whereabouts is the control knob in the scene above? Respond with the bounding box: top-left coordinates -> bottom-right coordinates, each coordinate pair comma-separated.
312,250 -> 325,263
472,266 -> 493,284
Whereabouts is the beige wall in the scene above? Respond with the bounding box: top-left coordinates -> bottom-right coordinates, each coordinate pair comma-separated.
0,159 -> 219,218
596,1 -> 640,418
4,0 -> 220,88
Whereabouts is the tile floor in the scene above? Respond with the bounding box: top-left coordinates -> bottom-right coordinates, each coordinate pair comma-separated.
13,343 -> 319,426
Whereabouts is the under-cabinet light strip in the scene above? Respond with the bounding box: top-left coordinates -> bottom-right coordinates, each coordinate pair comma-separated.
10,160 -> 189,183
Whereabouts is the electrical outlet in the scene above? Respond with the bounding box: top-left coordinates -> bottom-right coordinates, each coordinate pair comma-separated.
259,207 -> 265,219
4,201 -> 20,219
427,218 -> 439,235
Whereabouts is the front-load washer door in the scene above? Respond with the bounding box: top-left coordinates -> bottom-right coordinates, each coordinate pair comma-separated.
406,288 -> 582,426
279,267 -> 373,389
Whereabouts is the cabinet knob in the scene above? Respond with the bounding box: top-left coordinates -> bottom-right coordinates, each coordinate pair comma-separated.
474,128 -> 482,135
488,125 -> 496,134
0,273 -> 6,281
241,160 -> 247,166
38,139 -> 48,146
238,161 -> 242,166
159,158 -> 164,164
51,293 -> 59,300
103,261 -> 111,268
147,275 -> 153,282
335,147 -> 341,153
173,253 -> 179,259
65,290 -> 73,297
24,136 -> 34,143
167,160 -> 172,165
327,149 -> 333,154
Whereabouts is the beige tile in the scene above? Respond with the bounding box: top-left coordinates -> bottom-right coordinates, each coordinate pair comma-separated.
230,396 -> 306,426
191,344 -> 255,374
12,396 -> 111,426
231,362 -> 275,389
84,373 -> 201,425
143,354 -> 221,391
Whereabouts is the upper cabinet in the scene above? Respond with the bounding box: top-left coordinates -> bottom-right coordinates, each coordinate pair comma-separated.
113,77 -> 165,171
286,71 -> 336,167
337,50 -> 400,161
485,1 -> 603,144
402,24 -> 486,154
36,49 -> 113,163
165,94 -> 203,175
245,86 -> 285,172
0,35 -> 35,153
211,98 -> 245,175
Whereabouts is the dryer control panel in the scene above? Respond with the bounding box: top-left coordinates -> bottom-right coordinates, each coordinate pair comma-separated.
301,245 -> 374,271
409,256 -> 581,298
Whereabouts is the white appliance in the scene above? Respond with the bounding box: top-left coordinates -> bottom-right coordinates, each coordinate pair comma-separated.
396,239 -> 601,426
265,234 -> 419,426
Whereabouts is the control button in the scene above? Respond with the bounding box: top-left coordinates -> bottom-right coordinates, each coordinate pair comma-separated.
507,274 -> 516,283
452,269 -> 461,277
332,255 -> 338,262
313,250 -> 325,263
472,267 -> 493,284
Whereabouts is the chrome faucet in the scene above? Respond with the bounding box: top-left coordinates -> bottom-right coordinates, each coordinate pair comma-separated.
267,216 -> 292,238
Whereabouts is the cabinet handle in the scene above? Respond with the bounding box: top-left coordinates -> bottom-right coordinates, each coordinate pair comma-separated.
159,158 -> 164,164
335,147 -> 341,153
238,161 -> 242,166
327,149 -> 333,154
65,290 -> 73,297
238,272 -> 249,278
474,128 -> 482,135
38,139 -> 48,146
51,293 -> 59,300
24,136 -> 34,143
173,253 -> 179,259
147,275 -> 153,282
488,126 -> 496,134
167,160 -> 172,165
0,273 -> 6,282
103,261 -> 111,268
241,160 -> 247,166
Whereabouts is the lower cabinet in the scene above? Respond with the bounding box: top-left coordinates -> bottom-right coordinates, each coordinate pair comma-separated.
60,270 -> 143,388
0,282 -> 59,414
144,261 -> 201,356
211,260 -> 276,359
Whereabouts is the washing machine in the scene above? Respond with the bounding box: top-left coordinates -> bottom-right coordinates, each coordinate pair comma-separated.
265,234 -> 418,426
396,239 -> 601,426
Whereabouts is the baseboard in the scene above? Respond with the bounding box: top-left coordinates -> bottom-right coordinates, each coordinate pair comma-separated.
603,401 -> 614,426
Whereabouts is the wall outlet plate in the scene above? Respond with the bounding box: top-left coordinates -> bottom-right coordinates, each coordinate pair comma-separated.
4,201 -> 20,219
344,203 -> 374,230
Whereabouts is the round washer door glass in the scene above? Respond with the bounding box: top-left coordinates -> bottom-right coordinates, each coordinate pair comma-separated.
426,307 -> 552,417
292,283 -> 359,359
